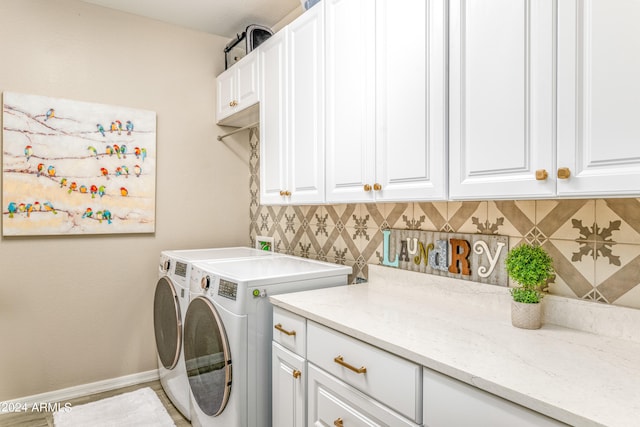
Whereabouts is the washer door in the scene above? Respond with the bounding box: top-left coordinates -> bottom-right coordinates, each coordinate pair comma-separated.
184,296 -> 232,417
153,276 -> 182,370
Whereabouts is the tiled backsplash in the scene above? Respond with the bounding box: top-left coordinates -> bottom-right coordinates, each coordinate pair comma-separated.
248,131 -> 640,309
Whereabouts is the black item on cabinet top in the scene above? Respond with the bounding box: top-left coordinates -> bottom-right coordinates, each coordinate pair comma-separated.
224,24 -> 273,69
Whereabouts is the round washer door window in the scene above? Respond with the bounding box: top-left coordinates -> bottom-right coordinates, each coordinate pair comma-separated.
184,296 -> 232,417
153,276 -> 181,370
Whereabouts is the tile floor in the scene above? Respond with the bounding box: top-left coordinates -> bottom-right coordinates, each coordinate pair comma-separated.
0,380 -> 190,427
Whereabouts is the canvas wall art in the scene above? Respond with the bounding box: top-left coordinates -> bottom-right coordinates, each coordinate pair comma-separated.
2,92 -> 156,236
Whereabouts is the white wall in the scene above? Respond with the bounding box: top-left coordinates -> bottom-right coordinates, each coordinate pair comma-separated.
0,0 -> 250,400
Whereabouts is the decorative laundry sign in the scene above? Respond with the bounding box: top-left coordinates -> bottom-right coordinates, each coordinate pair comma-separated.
382,229 -> 509,286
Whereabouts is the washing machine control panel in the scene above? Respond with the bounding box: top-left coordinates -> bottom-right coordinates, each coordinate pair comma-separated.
174,261 -> 188,278
218,279 -> 238,300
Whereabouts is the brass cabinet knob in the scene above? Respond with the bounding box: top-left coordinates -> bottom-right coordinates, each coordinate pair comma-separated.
557,167 -> 571,179
363,184 -> 372,192
535,169 -> 548,180
292,369 -> 301,379
334,418 -> 343,427
229,101 -> 234,107
373,183 -> 382,191
279,190 -> 286,196
285,191 -> 291,196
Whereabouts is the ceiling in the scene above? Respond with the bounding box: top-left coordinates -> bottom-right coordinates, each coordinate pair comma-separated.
81,0 -> 300,38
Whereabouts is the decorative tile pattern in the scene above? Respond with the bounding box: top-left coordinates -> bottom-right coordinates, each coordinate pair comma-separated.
248,135 -> 640,308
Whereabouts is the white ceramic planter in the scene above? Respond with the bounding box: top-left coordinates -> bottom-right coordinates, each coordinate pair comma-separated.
511,300 -> 542,330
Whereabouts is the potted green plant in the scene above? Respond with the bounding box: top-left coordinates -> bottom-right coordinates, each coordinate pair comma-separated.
505,243 -> 554,329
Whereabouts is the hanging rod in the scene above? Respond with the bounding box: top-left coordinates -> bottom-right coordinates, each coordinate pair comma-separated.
217,121 -> 259,141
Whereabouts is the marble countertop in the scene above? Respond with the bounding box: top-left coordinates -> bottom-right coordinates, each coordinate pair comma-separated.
270,265 -> 640,427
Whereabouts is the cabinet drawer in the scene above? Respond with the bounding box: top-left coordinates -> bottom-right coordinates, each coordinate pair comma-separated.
308,363 -> 420,427
273,307 -> 307,357
307,321 -> 422,423
423,368 -> 566,426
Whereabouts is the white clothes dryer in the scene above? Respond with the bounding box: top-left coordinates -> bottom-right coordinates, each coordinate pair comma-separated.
154,247 -> 282,420
184,255 -> 351,427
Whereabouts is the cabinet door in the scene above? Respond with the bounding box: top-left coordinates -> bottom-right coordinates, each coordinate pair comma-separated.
288,3 -> 326,204
557,0 -> 640,196
260,31 -> 289,205
375,0 -> 447,201
449,0 -> 556,199
216,67 -> 236,122
325,0 -> 376,203
273,343 -> 306,427
236,50 -> 260,110
307,364 -> 419,427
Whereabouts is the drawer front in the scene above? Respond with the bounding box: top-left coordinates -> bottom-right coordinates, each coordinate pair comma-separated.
308,363 -> 420,427
273,307 -> 307,357
307,321 -> 422,423
423,368 -> 567,427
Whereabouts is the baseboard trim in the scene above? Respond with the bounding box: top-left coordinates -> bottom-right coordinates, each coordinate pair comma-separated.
1,369 -> 159,411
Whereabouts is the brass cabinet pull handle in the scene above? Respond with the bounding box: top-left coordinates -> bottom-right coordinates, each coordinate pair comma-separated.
557,167 -> 571,179
363,184 -> 372,192
373,183 -> 382,191
334,418 -> 343,427
334,355 -> 367,374
535,169 -> 548,180
274,323 -> 296,336
292,369 -> 301,379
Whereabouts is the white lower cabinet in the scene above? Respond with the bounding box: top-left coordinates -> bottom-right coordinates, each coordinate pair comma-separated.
422,368 -> 566,427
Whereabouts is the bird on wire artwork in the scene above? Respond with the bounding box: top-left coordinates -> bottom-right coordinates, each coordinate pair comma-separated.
2,92 -> 156,236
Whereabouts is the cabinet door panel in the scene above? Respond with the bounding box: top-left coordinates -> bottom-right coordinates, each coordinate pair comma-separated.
376,0 -> 447,201
273,343 -> 306,427
325,0 -> 376,203
216,68 -> 235,122
259,31 -> 288,205
236,51 -> 259,108
449,0 -> 555,199
288,3 -> 325,204
558,0 -> 640,196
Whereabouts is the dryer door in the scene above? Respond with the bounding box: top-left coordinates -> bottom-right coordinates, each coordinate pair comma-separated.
153,276 -> 182,370
184,296 -> 232,417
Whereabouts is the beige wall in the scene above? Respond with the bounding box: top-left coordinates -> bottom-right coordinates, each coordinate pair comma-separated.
0,0 -> 250,400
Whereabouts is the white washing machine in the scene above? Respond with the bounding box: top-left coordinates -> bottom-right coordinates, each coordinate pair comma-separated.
154,247 -> 282,420
184,255 -> 351,427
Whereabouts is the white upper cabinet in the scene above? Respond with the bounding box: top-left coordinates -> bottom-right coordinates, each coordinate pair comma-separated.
260,4 -> 325,205
449,0 -> 555,200
326,0 -> 447,203
216,49 -> 260,126
557,0 -> 640,197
